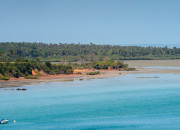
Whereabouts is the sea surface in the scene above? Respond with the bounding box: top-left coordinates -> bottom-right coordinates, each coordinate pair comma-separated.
1,73 -> 180,129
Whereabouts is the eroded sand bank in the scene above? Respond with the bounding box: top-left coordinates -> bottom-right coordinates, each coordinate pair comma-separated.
1,60 -> 180,88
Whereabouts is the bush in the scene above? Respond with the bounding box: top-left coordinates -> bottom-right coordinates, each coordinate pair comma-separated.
76,72 -> 82,74
0,76 -> 10,80
13,70 -> 21,78
34,70 -> 42,76
123,68 -> 136,71
65,68 -> 73,74
84,60 -> 126,70
87,71 -> 100,75
24,75 -> 39,79
45,61 -> 52,68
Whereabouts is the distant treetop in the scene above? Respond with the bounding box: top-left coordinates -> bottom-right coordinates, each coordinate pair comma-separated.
0,42 -> 180,62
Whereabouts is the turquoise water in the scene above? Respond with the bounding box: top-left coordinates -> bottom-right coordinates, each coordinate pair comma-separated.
1,73 -> 180,129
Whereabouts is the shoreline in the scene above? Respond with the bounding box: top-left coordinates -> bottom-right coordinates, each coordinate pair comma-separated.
0,69 -> 135,88
2,59 -> 180,88
1,67 -> 180,88
0,67 -> 175,88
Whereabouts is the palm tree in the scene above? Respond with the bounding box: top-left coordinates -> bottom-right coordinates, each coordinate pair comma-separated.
80,55 -> 84,65
10,50 -> 16,60
62,58 -> 66,65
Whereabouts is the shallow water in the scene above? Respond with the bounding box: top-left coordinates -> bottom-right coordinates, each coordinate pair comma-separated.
1,73 -> 180,129
143,66 -> 180,70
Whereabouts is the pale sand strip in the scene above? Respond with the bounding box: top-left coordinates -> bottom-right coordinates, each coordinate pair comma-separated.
124,59 -> 180,67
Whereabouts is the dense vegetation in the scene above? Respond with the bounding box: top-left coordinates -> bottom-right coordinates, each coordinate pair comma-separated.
0,58 -> 134,80
0,42 -> 180,62
74,60 -> 129,70
0,61 -> 73,80
74,60 -> 135,74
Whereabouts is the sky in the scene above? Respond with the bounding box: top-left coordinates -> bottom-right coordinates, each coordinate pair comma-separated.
1,0 -> 180,46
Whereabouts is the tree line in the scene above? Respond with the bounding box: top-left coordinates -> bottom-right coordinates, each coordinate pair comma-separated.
0,42 -> 180,62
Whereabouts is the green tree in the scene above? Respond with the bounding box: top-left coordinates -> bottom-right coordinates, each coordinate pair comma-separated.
45,61 -> 52,68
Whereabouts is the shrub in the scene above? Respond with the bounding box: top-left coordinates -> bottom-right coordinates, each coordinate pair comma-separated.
123,68 -> 136,71
76,72 -> 82,74
45,61 -> 52,68
24,75 -> 39,79
87,71 -> 100,75
34,70 -> 42,76
65,68 -> 73,74
0,76 -> 10,80
13,70 -> 21,78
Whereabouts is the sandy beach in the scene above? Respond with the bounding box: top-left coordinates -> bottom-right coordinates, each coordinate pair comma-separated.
1,60 -> 180,88
124,59 -> 180,67
124,59 -> 180,74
